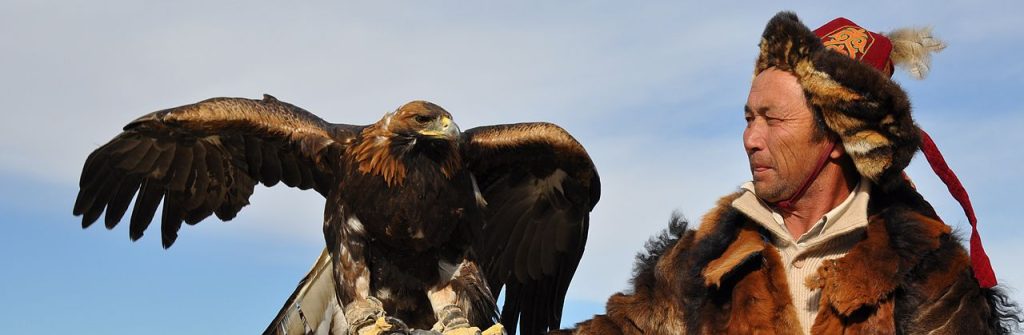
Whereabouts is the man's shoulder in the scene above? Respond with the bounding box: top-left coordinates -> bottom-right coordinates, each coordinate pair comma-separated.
631,191 -> 751,278
693,191 -> 748,241
867,185 -> 957,255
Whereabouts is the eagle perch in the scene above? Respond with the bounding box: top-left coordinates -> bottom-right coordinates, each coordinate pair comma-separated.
72,95 -> 600,335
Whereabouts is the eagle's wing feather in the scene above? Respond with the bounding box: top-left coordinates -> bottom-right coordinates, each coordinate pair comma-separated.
461,123 -> 600,335
73,94 -> 361,247
263,249 -> 345,335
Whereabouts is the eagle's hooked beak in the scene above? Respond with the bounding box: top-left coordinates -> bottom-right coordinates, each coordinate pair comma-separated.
418,116 -> 460,140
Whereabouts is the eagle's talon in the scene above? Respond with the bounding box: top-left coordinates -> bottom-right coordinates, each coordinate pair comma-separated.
429,305 -> 483,335
378,316 -> 412,334
346,297 -> 412,335
441,328 -> 481,335
436,305 -> 471,330
344,296 -> 384,324
480,323 -> 505,335
350,316 -> 412,335
433,323 -> 503,335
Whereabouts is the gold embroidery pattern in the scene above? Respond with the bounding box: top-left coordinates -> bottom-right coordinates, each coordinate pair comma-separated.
823,26 -> 873,60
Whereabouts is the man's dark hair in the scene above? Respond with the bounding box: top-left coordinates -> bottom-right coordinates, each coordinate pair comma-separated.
803,92 -> 832,142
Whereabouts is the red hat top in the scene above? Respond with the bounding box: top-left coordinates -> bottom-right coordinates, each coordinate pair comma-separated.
813,18 -> 895,76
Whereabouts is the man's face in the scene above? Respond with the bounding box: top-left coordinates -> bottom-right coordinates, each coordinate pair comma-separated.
743,68 -> 831,202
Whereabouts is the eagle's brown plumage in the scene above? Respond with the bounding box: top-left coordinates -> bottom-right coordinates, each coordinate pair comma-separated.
349,101 -> 462,186
73,95 -> 600,335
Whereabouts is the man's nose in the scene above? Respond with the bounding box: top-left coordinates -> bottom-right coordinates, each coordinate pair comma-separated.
743,125 -> 765,154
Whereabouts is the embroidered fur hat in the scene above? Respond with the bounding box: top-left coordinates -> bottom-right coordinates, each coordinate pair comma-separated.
754,11 -> 996,288
756,12 -> 931,189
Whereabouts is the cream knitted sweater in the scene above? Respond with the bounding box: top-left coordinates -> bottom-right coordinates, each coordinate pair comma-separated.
731,179 -> 871,334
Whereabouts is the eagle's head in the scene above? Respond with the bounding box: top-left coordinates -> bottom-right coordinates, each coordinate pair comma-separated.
351,100 -> 463,186
384,100 -> 460,145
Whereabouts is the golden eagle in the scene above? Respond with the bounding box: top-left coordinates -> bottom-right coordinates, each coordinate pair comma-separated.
73,95 -> 600,335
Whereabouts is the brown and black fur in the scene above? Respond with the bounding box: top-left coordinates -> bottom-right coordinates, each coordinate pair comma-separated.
560,179 -> 1021,334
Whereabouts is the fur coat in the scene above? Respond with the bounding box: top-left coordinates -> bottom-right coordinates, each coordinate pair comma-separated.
557,181 -> 1019,334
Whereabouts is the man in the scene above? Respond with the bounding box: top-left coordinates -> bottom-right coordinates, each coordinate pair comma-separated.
558,12 -> 1021,334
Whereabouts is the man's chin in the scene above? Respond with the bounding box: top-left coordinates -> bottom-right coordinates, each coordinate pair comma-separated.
751,181 -> 785,202
751,178 -> 771,191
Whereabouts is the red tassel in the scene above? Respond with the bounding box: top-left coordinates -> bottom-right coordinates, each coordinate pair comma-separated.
918,129 -> 997,288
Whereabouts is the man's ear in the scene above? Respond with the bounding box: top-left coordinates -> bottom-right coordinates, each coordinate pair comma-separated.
830,141 -> 846,159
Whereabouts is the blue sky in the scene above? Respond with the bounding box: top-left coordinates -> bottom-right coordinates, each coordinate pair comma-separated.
2,1 -> 1022,334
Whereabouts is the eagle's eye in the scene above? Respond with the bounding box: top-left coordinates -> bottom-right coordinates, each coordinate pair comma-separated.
414,115 -> 432,124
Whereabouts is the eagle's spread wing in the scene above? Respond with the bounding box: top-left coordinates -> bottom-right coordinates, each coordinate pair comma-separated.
461,123 -> 600,335
73,95 -> 360,247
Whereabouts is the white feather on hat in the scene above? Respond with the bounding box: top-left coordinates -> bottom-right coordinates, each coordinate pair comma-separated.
887,27 -> 946,79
